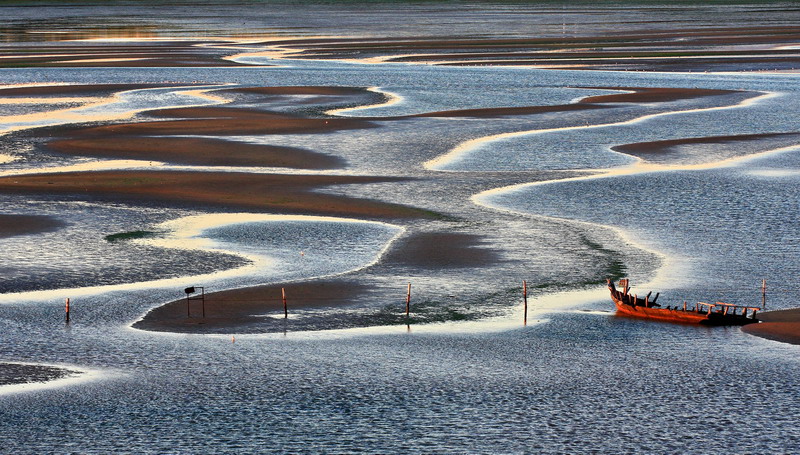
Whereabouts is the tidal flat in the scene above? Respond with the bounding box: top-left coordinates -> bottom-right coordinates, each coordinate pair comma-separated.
1,2 -> 799,453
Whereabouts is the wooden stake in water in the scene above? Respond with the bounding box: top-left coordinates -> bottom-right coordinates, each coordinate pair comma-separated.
282,287 -> 288,319
762,279 -> 767,310
65,298 -> 70,324
406,283 -> 411,318
523,280 -> 528,326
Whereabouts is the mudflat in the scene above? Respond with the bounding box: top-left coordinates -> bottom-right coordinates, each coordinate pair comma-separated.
742,309 -> 800,346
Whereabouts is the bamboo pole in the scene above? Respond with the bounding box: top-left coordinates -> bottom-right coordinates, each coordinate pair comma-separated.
282,287 -> 287,319
762,279 -> 767,310
523,280 -> 528,326
406,283 -> 411,318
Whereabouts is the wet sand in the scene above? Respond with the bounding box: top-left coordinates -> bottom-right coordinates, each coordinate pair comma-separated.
0,363 -> 79,388
46,136 -> 346,169
68,105 -> 375,137
133,280 -> 369,333
4,25 -> 797,73
381,232 -> 501,269
0,83 -> 187,97
134,231 -> 502,333
0,171 -> 427,219
405,87 -> 743,119
613,132 -> 800,158
0,41 -> 257,68
30,85 -> 383,168
0,214 -> 64,239
262,26 -> 800,72
742,309 -> 800,346
223,86 -> 373,97
576,88 -> 739,104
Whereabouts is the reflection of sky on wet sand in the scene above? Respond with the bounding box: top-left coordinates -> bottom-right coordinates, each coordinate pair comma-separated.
0,84 -> 226,134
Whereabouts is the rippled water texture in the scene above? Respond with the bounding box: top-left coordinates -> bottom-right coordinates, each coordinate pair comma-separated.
2,3 -> 800,454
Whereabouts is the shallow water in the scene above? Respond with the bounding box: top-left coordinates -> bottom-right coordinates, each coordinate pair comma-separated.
2,4 -> 800,454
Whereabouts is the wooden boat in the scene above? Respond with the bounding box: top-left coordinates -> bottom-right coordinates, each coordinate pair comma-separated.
607,278 -> 759,326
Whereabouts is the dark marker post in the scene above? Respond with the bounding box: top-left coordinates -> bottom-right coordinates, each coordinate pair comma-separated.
184,286 -> 204,318
65,298 -> 70,324
406,283 -> 411,318
282,287 -> 287,319
523,280 -> 528,326
185,286 -> 195,318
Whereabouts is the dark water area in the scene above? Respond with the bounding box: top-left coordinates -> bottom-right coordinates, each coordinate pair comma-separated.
0,362 -> 79,387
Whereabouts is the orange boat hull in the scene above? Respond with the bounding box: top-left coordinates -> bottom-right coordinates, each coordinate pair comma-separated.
613,296 -> 710,324
609,281 -> 758,326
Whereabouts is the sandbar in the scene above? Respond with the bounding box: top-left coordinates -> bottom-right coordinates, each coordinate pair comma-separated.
133,230 -> 503,333
742,308 -> 800,346
0,214 -> 64,239
46,136 -> 345,169
0,41 -> 255,68
381,232 -> 501,269
613,132 -> 800,157
402,87 -> 740,119
577,87 -> 739,104
263,26 -> 800,72
222,86 -> 372,97
133,280 -> 368,333
0,362 -> 79,388
0,83 -> 185,97
71,105 -> 376,136
0,171 -> 429,219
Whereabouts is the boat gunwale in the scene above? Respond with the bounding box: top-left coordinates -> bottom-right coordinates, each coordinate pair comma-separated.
608,279 -> 759,326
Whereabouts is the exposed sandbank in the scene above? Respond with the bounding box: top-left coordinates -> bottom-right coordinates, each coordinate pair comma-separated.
577,88 -> 738,104
403,87 -> 742,119
133,280 -> 369,333
46,136 -> 346,169
0,171 -> 428,219
0,362 -> 80,388
37,85 -> 386,169
261,26 -> 800,72
222,86 -> 371,97
0,41 -> 256,68
0,83 -> 186,97
381,232 -> 501,269
72,105 -> 376,136
133,231 -> 503,333
742,308 -> 800,346
0,214 -> 65,239
613,132 -> 800,157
